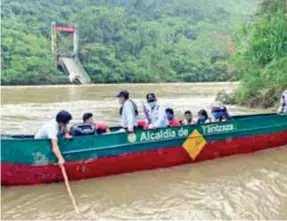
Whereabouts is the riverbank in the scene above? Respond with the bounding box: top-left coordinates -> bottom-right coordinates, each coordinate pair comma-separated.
224,1 -> 287,110
216,86 -> 284,110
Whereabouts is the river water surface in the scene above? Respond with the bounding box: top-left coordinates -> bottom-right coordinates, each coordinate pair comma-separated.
1,82 -> 287,220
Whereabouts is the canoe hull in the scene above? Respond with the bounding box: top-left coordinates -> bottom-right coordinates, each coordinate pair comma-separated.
2,130 -> 287,186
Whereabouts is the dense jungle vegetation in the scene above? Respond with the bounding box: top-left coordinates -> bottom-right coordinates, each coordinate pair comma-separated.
228,0 -> 287,107
2,0 -> 286,108
2,0 -> 258,85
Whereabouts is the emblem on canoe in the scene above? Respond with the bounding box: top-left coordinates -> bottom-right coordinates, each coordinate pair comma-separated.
128,133 -> 137,143
182,129 -> 207,160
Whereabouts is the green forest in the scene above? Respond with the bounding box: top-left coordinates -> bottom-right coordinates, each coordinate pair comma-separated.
2,0 -> 286,107
2,0 -> 258,85
228,0 -> 287,107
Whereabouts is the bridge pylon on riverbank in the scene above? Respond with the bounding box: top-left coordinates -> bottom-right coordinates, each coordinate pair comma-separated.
51,22 -> 91,84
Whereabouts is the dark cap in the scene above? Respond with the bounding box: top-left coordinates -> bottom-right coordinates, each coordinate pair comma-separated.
146,93 -> 156,102
116,90 -> 129,99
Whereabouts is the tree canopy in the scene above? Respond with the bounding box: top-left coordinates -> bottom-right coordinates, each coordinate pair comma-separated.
1,0 -> 258,85
231,0 -> 287,107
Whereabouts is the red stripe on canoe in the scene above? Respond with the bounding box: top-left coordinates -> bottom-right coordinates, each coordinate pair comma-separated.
2,131 -> 287,185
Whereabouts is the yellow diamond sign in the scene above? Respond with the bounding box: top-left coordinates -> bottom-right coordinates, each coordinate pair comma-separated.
182,129 -> 207,160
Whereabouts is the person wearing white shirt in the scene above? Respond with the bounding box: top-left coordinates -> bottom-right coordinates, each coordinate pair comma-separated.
181,110 -> 196,125
116,90 -> 138,132
34,110 -> 72,166
145,93 -> 168,129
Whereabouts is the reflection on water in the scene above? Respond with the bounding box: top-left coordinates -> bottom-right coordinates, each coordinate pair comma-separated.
1,82 -> 286,220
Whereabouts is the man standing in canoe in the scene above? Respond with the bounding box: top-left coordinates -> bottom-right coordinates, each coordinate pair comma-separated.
34,110 -> 72,165
278,88 -> 287,114
117,90 -> 138,132
145,93 -> 168,129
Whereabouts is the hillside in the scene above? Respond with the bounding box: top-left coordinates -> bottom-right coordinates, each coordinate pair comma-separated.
220,0 -> 287,108
1,0 -> 258,85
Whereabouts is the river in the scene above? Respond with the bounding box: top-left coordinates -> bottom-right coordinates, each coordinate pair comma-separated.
1,82 -> 287,220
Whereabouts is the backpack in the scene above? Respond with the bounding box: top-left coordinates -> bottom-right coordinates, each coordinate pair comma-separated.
70,123 -> 97,137
119,100 -> 139,116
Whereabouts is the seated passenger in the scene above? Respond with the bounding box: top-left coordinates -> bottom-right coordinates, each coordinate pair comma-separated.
145,93 -> 169,129
70,123 -> 96,137
166,108 -> 181,127
82,112 -> 111,134
197,109 -> 211,124
181,110 -> 195,125
278,88 -> 287,114
211,101 -> 230,122
34,110 -> 72,166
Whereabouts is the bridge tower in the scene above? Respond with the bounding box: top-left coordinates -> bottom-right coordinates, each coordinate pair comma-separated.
51,22 -> 91,84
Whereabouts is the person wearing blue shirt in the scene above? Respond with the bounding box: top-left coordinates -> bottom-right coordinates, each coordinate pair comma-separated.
211,101 -> 230,122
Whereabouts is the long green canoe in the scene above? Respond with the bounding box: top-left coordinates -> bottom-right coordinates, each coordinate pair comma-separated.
1,113 -> 287,185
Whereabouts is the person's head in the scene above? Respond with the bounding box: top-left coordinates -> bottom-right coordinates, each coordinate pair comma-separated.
56,110 -> 72,127
184,110 -> 192,122
211,101 -> 229,121
116,90 -> 129,105
146,93 -> 157,109
197,109 -> 208,123
165,108 -> 175,121
82,112 -> 94,124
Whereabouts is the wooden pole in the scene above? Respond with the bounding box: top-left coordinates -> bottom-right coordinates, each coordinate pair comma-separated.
60,165 -> 80,214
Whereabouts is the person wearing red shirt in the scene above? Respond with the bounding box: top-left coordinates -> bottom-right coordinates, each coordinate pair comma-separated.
137,119 -> 148,130
165,108 -> 181,127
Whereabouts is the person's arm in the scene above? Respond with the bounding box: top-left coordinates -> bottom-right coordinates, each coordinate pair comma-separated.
51,139 -> 65,165
64,124 -> 72,139
64,132 -> 72,139
47,126 -> 65,165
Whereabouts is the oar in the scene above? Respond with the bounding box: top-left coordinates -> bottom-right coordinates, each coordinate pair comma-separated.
60,164 -> 80,214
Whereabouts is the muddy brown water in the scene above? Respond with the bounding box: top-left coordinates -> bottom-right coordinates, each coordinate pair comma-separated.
1,82 -> 286,220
